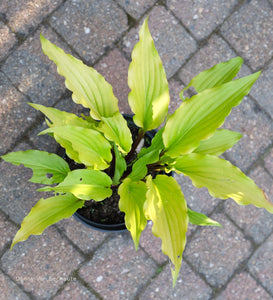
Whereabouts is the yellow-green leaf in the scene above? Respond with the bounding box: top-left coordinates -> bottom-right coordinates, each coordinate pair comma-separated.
99,113 -> 132,154
144,175 -> 188,286
40,34 -> 118,120
128,18 -> 170,131
180,57 -> 243,98
174,154 -> 273,214
188,208 -> 222,227
193,129 -> 242,156
38,169 -> 112,201
118,178 -> 147,250
40,125 -> 112,170
11,194 -> 84,250
112,144 -> 127,185
29,103 -> 94,129
1,150 -> 70,184
163,72 -> 260,158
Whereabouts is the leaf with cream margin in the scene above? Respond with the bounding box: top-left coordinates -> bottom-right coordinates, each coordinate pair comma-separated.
163,71 -> 260,158
180,57 -> 243,99
40,125 -> 112,170
11,194 -> 84,250
1,150 -> 69,184
118,178 -> 147,250
40,34 -> 131,153
38,169 -> 112,201
144,175 -> 188,286
128,18 -> 170,131
193,129 -> 242,156
173,154 -> 273,214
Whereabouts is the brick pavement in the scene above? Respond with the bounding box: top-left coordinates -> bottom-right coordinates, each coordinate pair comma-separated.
1,1 -> 273,299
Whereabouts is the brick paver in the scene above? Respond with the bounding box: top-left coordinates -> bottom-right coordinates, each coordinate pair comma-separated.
167,0 -> 239,40
0,21 -> 17,61
0,0 -> 273,299
1,226 -> 84,299
220,0 -> 273,70
49,0 -> 128,63
184,213 -> 252,288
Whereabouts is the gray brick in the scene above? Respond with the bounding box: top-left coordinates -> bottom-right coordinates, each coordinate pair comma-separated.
0,212 -> 17,253
0,73 -> 37,155
139,221 -> 168,264
175,174 -> 220,216
215,271 -> 272,300
225,166 -> 273,244
0,0 -> 62,36
0,21 -> 17,61
265,148 -> 273,177
94,49 -> 131,114
250,60 -> 273,119
140,261 -> 212,299
248,232 -> 273,296
79,233 -> 157,300
1,226 -> 83,299
184,212 -> 252,288
168,78 -> 184,115
178,34 -> 250,87
221,0 -> 273,70
1,26 -> 71,106
0,143 -> 52,224
167,0 -> 238,40
116,0 -> 157,19
28,96 -> 89,153
49,0 -> 128,64
28,120 -> 60,153
223,97 -> 273,173
0,270 -> 30,300
57,217 -> 109,254
122,5 -> 197,78
53,280 -> 99,300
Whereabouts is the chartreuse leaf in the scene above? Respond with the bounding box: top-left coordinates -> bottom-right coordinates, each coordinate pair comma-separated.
11,194 -> 84,250
144,175 -> 188,286
118,178 -> 147,250
1,150 -> 69,184
173,154 -> 273,214
187,208 -> 222,227
180,57 -> 243,99
128,18 -> 170,131
163,71 -> 260,158
40,34 -> 118,119
40,125 -> 112,170
138,128 -> 165,158
29,103 -> 94,129
112,144 -> 127,185
40,34 -> 131,154
193,129 -> 242,156
128,149 -> 160,182
38,169 -> 112,201
99,113 -> 132,154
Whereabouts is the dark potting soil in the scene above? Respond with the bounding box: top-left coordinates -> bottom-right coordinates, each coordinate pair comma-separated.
59,115 -> 152,226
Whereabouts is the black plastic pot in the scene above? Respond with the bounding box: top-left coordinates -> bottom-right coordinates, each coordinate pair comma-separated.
73,115 -> 157,232
60,114 -> 168,233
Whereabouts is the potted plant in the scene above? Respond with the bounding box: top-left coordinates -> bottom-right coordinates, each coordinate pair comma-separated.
2,18 -> 273,286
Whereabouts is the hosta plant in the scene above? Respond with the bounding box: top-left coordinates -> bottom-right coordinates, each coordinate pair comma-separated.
2,18 -> 273,286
